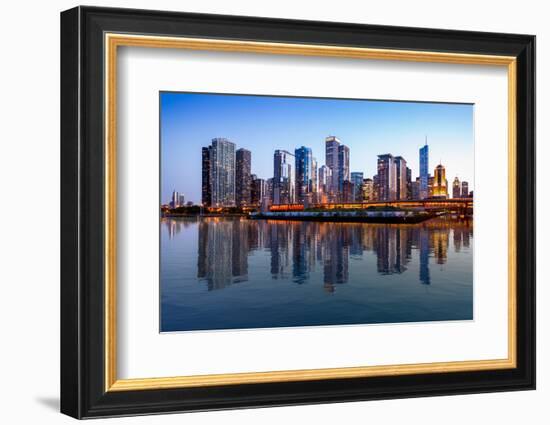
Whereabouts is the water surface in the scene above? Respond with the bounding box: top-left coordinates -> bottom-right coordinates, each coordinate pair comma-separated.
161,217 -> 473,332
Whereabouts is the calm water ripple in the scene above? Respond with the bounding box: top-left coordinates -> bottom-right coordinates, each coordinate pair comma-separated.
161,217 -> 473,332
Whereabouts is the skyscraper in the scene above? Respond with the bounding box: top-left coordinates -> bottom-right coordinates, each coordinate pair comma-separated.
406,167 -> 412,200
337,144 -> 350,199
235,148 -> 252,206
178,193 -> 185,207
311,157 -> 318,198
461,181 -> 469,198
171,190 -> 179,208
294,146 -> 313,203
452,177 -> 461,198
325,136 -> 340,198
318,165 -> 332,203
250,174 -> 267,206
419,140 -> 429,199
201,146 -> 212,206
394,156 -> 407,200
377,154 -> 397,201
209,138 -> 236,207
273,149 -> 295,204
432,164 -> 448,198
351,172 -> 364,202
362,178 -> 374,201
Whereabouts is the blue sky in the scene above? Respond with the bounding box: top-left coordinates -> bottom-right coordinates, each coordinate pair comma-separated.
161,92 -> 474,204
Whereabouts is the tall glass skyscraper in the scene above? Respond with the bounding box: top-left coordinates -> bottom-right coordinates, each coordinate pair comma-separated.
208,138 -> 236,207
350,172 -> 364,202
419,140 -> 429,200
325,136 -> 340,198
273,150 -> 295,204
294,146 -> 313,203
338,144 -> 350,199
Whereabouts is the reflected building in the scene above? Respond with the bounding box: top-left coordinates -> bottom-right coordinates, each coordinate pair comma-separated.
418,229 -> 431,285
187,216 -> 471,294
196,219 -> 257,290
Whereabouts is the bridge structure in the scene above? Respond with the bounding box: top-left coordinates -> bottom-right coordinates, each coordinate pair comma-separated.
269,198 -> 473,215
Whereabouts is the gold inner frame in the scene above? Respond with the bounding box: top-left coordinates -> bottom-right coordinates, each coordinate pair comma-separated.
104,33 -> 517,392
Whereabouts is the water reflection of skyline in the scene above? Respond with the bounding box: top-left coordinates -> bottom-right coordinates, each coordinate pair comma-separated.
162,217 -> 473,292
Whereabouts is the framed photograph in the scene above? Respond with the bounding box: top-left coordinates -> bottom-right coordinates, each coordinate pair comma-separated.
60,6 -> 535,419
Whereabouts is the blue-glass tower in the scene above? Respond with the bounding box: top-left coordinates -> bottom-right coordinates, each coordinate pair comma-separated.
419,139 -> 429,200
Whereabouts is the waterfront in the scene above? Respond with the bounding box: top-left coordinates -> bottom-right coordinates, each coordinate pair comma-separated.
161,217 -> 473,332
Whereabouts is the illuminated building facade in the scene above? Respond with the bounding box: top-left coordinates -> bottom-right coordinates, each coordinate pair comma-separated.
235,148 -> 252,206
432,164 -> 448,198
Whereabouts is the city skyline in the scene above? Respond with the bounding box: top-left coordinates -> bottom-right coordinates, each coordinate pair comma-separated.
161,92 -> 474,204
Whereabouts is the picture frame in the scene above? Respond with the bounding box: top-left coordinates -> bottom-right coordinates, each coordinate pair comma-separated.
60,5 -> 536,419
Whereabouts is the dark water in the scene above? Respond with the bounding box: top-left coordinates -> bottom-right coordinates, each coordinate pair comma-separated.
160,217 -> 473,332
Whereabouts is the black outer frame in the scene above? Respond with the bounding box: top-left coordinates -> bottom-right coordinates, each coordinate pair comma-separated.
60,6 -> 536,419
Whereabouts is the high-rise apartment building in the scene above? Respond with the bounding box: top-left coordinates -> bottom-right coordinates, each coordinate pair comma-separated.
406,167 -> 412,200
250,174 -> 266,206
235,148 -> 252,206
201,146 -> 212,206
325,136 -> 340,198
377,154 -> 397,201
394,156 -> 407,200
362,178 -> 374,201
205,138 -> 236,207
337,144 -> 350,199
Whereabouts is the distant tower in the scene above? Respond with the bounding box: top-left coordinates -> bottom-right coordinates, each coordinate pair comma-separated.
419,138 -> 429,200
273,150 -> 295,204
432,164 -> 448,198
294,146 -> 313,203
461,181 -> 469,198
171,190 -> 179,208
452,177 -> 461,198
